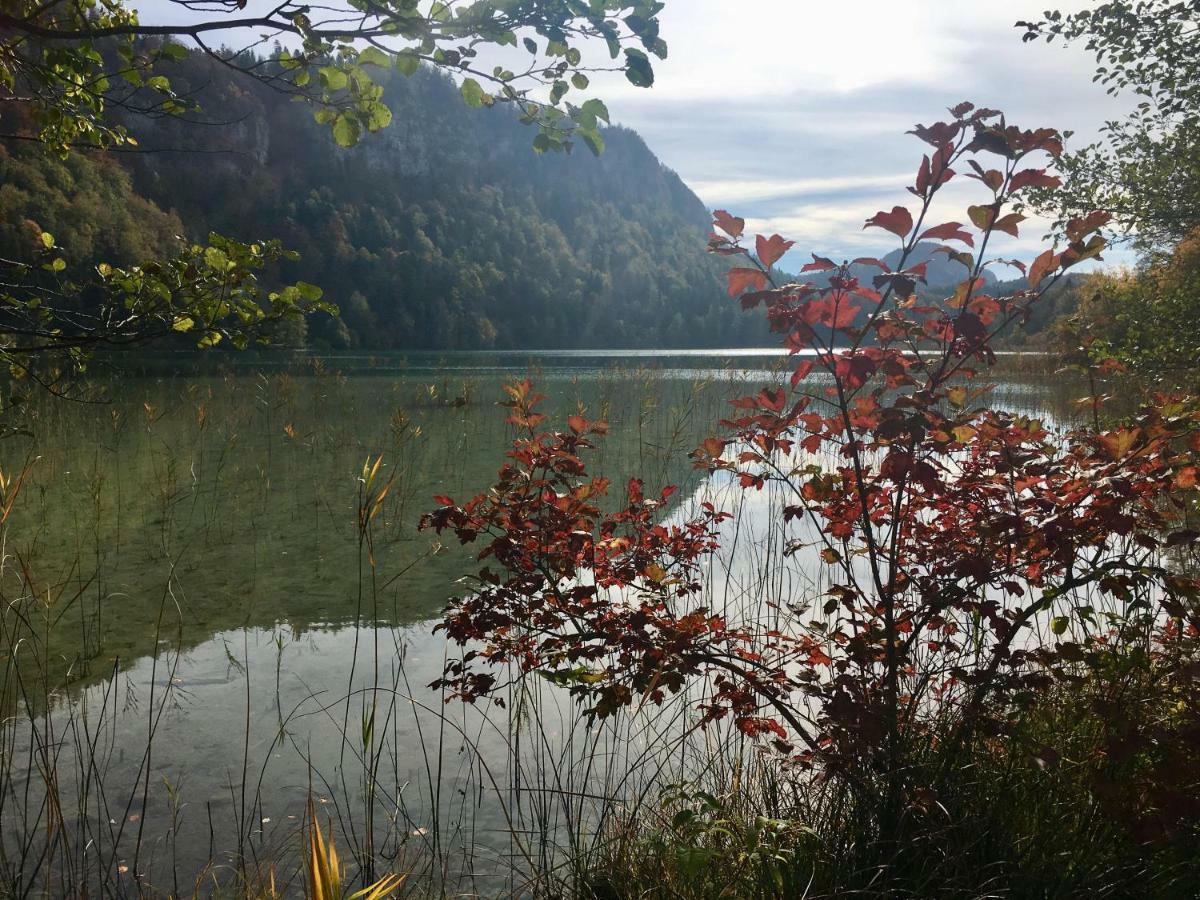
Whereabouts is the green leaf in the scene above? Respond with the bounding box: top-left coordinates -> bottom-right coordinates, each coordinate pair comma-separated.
580,126 -> 605,156
460,78 -> 486,108
296,282 -> 324,302
319,66 -> 348,91
159,42 -> 189,62
968,204 -> 996,230
1050,616 -> 1069,635
172,316 -> 195,332
204,246 -> 230,271
366,102 -> 392,131
40,232 -> 54,249
357,47 -> 389,68
623,48 -> 654,87
571,73 -> 590,90
581,98 -> 610,124
395,51 -> 420,76
332,114 -> 361,147
550,80 -> 569,104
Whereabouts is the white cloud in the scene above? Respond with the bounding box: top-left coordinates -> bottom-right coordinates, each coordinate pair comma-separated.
692,172 -> 913,206
591,1 -> 1132,264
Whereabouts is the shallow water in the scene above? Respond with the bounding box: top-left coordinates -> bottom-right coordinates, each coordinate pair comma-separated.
0,352 -> 1085,895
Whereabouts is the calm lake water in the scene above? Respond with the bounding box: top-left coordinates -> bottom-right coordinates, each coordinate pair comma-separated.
0,351 -> 1083,896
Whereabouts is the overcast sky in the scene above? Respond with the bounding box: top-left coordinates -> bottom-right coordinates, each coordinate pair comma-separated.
579,1 -> 1131,267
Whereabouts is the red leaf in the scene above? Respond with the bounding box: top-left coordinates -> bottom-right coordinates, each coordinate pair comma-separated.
1066,210 -> 1112,242
966,160 -> 1004,192
567,415 -> 587,434
864,206 -> 913,238
992,258 -> 1027,275
808,646 -> 832,666
790,359 -> 814,387
739,289 -> 776,310
909,121 -> 961,147
727,267 -> 768,297
1009,168 -> 1061,192
993,212 -> 1025,237
918,222 -> 975,247
803,296 -> 861,329
914,154 -> 932,196
756,234 -> 794,269
852,257 -> 891,271
713,209 -> 745,239
756,387 -> 786,412
802,254 -> 837,273
1028,248 -> 1058,289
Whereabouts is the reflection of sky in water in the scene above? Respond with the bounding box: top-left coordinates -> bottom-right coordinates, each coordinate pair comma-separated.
0,357 -> 1090,891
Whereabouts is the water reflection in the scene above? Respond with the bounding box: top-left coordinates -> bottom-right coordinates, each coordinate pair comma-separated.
0,353 -> 1088,894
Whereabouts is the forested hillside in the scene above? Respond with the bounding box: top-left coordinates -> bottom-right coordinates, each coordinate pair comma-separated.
3,52 -> 768,351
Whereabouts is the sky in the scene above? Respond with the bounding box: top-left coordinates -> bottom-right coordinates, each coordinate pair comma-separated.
579,0 -> 1133,267
136,0 -> 1133,268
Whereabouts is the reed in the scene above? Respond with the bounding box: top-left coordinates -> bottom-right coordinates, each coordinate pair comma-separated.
3,357 -> 1183,898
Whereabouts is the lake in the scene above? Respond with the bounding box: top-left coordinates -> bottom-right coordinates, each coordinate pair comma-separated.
0,351 -> 1083,897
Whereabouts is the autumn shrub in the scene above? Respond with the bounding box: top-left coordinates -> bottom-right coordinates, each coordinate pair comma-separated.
422,104 -> 1200,895
579,634 -> 1200,898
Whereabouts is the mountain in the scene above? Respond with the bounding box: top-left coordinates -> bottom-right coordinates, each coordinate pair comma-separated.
879,243 -> 1000,290
1,52 -> 766,351
0,51 -> 1072,354
111,55 -> 767,351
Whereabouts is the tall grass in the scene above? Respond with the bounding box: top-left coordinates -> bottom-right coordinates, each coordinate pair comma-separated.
0,361 -> 750,897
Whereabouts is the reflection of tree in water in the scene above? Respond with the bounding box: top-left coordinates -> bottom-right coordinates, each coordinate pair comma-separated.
0,357 -> 1089,700
0,361 -> 766,696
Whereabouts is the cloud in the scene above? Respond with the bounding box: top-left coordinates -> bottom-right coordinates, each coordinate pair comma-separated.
692,172 -> 914,206
587,0 -> 1133,267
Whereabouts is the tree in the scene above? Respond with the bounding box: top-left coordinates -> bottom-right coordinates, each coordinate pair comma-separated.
0,0 -> 667,387
0,1 -> 666,153
423,103 -> 1200,865
1020,1 -> 1200,253
1054,225 -> 1200,383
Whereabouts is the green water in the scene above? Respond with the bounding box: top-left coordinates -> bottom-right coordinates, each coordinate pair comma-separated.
0,352 -> 1084,895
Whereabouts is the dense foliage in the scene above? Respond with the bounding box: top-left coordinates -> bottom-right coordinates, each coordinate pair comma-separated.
1021,1 -> 1200,253
0,0 -> 667,153
0,1 -> 672,379
1054,226 -> 1200,383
